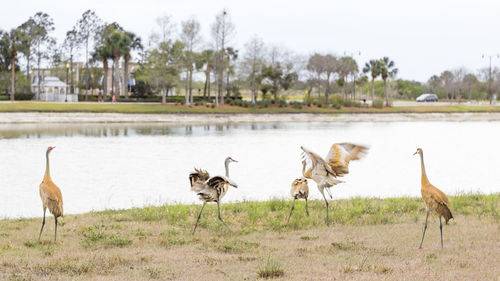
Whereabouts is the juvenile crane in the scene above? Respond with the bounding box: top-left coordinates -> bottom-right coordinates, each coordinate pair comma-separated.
189,157 -> 238,234
301,143 -> 368,225
286,172 -> 310,224
414,148 -> 453,249
39,146 -> 63,242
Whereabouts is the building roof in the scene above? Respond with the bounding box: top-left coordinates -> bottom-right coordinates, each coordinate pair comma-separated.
32,76 -> 67,88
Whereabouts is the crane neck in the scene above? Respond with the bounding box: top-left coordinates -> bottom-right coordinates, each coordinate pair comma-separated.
419,152 -> 430,186
225,160 -> 229,178
44,151 -> 51,180
302,161 -> 307,177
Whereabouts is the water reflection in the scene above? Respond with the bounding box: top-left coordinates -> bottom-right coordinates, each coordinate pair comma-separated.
0,123 -> 299,139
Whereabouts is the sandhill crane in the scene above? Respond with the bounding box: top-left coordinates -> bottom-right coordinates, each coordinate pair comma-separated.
39,146 -> 63,242
414,148 -> 453,249
301,143 -> 368,225
286,175 -> 309,224
189,157 -> 238,234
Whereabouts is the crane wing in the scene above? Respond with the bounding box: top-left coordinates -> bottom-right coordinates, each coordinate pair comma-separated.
325,143 -> 368,177
39,181 -> 63,217
301,146 -> 340,180
427,186 -> 453,223
189,168 -> 210,187
337,143 -> 369,160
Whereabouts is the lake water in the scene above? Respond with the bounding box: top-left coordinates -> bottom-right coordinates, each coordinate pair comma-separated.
1,121 -> 499,218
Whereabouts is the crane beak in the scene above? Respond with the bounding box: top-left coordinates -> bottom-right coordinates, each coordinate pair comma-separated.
413,151 -> 417,155
232,159 -> 238,163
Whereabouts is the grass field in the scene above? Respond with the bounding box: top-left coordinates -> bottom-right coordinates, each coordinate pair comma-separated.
0,193 -> 498,280
1,101 -> 500,114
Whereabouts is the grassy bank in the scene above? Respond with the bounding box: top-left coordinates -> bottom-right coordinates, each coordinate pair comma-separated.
1,101 -> 500,114
0,193 -> 498,280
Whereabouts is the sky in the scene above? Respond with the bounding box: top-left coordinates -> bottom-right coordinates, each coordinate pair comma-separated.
1,0 -> 500,82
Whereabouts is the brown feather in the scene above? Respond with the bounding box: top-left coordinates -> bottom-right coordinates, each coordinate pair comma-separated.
422,183 -> 453,223
325,143 -> 368,177
291,178 -> 309,199
39,178 -> 63,218
189,168 -> 210,187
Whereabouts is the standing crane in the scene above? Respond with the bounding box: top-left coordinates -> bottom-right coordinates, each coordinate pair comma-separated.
189,157 -> 238,234
38,146 -> 63,242
301,143 -> 368,225
414,148 -> 453,248
286,174 -> 310,224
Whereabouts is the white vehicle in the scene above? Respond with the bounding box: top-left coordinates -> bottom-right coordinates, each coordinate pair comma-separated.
416,93 -> 438,102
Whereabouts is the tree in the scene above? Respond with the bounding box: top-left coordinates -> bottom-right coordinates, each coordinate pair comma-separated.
338,56 -> 358,100
19,18 -> 38,93
180,16 -> 201,105
242,36 -> 265,104
307,53 -> 326,101
440,70 -> 454,100
76,10 -> 102,100
92,23 -> 115,100
63,28 -> 79,94
101,23 -> 129,101
261,47 -> 298,104
356,75 -> 368,99
211,9 -> 235,106
362,59 -> 381,104
150,15 -> 175,47
31,12 -> 55,99
122,31 -> 142,99
463,73 -> 478,100
135,40 -> 185,102
199,49 -> 215,100
0,28 -> 25,100
224,46 -> 238,98
378,57 -> 398,106
323,54 -> 338,104
426,75 -> 443,97
452,68 -> 466,100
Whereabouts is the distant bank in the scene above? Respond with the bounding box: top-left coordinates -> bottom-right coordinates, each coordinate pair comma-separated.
1,111 -> 500,124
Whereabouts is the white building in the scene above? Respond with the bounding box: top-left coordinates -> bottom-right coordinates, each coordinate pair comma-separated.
32,76 -> 78,102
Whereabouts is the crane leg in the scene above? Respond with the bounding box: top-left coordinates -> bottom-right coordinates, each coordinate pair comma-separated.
54,217 -> 58,242
439,216 -> 443,249
286,199 -> 296,224
192,202 -> 206,235
419,212 -> 429,249
38,208 -> 46,241
305,198 -> 309,216
321,190 -> 330,226
217,201 -> 230,230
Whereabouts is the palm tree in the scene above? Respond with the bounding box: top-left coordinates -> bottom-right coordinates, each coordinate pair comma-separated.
379,57 -> 398,106
0,28 -> 25,101
122,31 -> 142,99
103,24 -> 128,101
200,49 -> 215,101
92,44 -> 111,100
92,23 -> 114,101
362,59 -> 381,104
225,47 -> 238,98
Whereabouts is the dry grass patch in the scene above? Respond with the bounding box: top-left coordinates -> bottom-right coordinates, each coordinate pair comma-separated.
258,255 -> 285,279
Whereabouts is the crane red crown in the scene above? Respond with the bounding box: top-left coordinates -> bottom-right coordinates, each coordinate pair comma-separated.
48,146 -> 54,150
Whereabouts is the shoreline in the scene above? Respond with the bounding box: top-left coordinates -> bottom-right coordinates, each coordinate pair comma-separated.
1,112 -> 500,124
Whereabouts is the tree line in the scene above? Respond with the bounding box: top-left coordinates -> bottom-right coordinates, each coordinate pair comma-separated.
0,9 -> 498,106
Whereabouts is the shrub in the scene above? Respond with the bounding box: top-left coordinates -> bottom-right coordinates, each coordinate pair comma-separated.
343,99 -> 362,108
330,95 -> 343,109
278,96 -> 287,107
372,99 -> 384,108
290,101 -> 302,109
258,98 -> 272,108
258,255 -> 285,279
